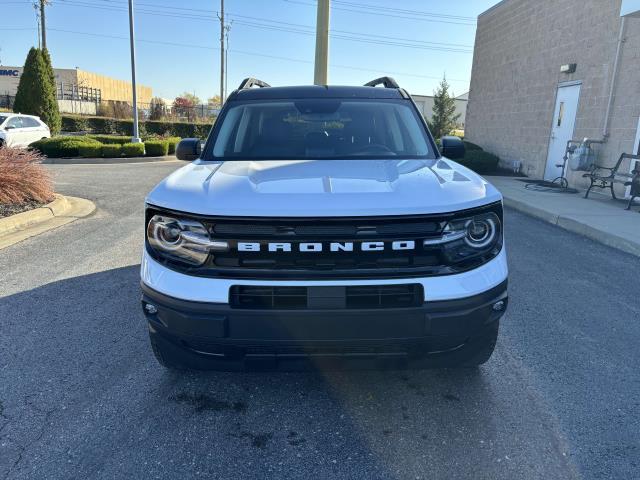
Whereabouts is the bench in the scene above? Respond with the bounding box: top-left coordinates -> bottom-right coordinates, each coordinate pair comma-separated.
583,153 -> 640,202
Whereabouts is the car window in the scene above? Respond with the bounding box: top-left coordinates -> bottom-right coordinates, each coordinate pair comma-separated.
208,99 -> 433,160
6,117 -> 23,129
22,117 -> 41,128
0,115 -> 9,127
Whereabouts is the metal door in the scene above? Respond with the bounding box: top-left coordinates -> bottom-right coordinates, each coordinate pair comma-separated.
544,84 -> 581,181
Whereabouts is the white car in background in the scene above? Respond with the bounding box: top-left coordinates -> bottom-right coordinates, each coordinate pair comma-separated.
0,113 -> 50,148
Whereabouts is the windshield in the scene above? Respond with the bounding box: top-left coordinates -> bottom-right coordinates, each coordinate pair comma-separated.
206,98 -> 434,160
0,115 -> 8,127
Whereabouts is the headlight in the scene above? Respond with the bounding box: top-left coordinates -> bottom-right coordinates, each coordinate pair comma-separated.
424,212 -> 502,264
146,214 -> 227,266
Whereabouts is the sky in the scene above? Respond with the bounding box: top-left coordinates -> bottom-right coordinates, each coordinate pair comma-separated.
1,0 -> 499,102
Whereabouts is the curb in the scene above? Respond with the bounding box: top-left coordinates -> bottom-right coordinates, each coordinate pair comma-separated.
0,195 -> 96,250
503,197 -> 640,258
43,155 -> 179,165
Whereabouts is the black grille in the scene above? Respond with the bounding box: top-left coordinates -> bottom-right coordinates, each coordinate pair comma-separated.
230,284 -> 423,309
213,220 -> 441,238
208,216 -> 448,275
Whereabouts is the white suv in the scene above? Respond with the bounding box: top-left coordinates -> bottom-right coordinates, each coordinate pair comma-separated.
141,77 -> 508,371
0,113 -> 51,148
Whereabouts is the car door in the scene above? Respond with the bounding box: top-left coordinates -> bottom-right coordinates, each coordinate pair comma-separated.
22,117 -> 46,145
4,116 -> 25,147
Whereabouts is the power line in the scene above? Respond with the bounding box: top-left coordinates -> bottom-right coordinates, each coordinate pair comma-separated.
47,0 -> 472,53
4,25 -> 470,84
285,0 -> 477,26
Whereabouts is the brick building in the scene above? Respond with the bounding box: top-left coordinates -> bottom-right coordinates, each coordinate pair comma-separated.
466,0 -> 640,193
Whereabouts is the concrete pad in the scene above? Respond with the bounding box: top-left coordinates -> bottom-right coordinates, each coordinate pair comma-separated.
486,176 -> 640,257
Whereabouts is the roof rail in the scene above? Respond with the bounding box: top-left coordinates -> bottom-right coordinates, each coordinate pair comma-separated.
364,76 -> 400,89
238,77 -> 271,90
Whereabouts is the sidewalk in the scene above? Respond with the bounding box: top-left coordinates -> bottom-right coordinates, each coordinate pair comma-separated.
486,176 -> 640,257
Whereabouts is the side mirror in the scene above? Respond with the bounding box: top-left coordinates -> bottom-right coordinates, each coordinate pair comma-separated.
5,125 -> 15,130
175,138 -> 202,161
440,136 -> 465,160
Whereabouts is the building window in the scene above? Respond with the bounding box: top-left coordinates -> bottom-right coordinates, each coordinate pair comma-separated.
557,102 -> 565,127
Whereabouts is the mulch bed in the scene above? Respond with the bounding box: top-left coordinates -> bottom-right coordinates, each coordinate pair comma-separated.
0,200 -> 48,219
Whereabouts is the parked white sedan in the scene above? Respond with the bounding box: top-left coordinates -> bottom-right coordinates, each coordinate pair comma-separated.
0,113 -> 50,148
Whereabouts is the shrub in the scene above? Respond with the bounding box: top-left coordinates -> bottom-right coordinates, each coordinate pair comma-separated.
101,144 -> 123,158
78,143 -> 103,158
144,139 -> 169,157
457,150 -> 500,174
62,115 -> 89,133
166,137 -> 181,155
87,135 -> 130,145
463,141 -> 483,152
0,146 -> 53,204
122,142 -> 145,157
60,114 -> 213,139
30,136 -> 101,158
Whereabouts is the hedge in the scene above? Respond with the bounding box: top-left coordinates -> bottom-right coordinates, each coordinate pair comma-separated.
60,115 -> 212,138
78,143 -> 103,158
30,136 -> 101,158
102,144 -> 123,158
122,142 -> 145,157
457,150 -> 500,174
87,134 -> 131,145
144,139 -> 169,157
166,137 -> 181,155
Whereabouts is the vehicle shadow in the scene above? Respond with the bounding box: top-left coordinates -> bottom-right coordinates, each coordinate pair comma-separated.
0,266 -> 576,480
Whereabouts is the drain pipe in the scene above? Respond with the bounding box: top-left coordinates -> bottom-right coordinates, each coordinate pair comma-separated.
603,17 -> 627,139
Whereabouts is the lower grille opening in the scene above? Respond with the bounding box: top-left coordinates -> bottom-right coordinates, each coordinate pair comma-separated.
229,284 -> 423,310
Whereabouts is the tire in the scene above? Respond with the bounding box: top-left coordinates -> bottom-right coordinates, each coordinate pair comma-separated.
149,329 -> 189,370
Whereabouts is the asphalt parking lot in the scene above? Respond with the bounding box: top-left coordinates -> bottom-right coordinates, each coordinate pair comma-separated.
1,161 -> 639,480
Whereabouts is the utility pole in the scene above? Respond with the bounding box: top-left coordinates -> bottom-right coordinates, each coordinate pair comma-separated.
313,0 -> 330,85
224,22 -> 232,100
218,0 -> 225,107
39,0 -> 48,50
128,0 -> 141,143
33,3 -> 41,49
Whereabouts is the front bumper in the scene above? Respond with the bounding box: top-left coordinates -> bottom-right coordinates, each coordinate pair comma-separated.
142,279 -> 508,370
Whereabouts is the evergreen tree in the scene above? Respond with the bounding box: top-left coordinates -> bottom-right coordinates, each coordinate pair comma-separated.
40,49 -> 61,134
13,47 -> 61,134
428,76 -> 461,139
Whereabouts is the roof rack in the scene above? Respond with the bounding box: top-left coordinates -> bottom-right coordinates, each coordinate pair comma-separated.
364,77 -> 400,89
238,77 -> 271,90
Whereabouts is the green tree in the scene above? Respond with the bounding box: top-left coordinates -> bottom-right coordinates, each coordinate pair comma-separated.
428,76 -> 460,140
13,47 -> 61,134
40,48 -> 61,134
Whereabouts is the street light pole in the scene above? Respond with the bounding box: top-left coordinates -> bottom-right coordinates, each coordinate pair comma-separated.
313,0 -> 330,85
128,0 -> 141,143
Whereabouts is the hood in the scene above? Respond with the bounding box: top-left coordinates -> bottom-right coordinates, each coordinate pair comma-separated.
146,158 -> 502,217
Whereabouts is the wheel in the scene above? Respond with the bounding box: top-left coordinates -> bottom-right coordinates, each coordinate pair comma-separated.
149,328 -> 189,370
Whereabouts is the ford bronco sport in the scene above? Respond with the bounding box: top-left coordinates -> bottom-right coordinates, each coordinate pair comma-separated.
141,77 -> 508,370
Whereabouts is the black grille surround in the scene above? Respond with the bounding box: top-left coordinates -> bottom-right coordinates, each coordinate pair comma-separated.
145,202 -> 503,280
